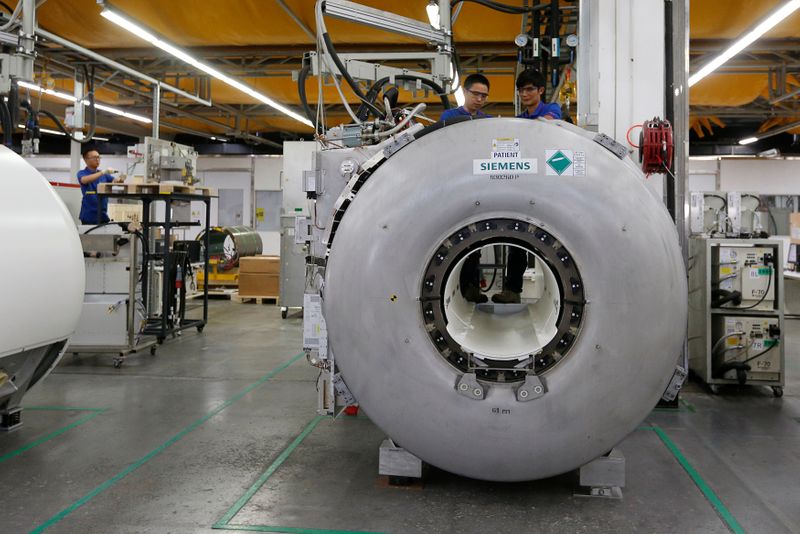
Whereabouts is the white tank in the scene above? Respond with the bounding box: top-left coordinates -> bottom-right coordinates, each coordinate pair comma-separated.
0,146 -> 84,426
322,118 -> 687,481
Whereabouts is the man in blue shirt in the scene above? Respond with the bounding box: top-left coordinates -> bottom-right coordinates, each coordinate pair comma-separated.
77,148 -> 124,224
493,70 -> 562,304
516,69 -> 562,121
440,73 -> 491,123
440,74 -> 492,303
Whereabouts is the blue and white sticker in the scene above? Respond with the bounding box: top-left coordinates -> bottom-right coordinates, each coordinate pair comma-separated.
473,158 -> 538,175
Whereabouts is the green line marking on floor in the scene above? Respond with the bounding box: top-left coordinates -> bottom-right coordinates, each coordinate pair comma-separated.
215,414 -> 385,534
214,415 -> 325,527
679,398 -> 697,412
0,410 -> 106,464
28,352 -> 304,534
651,425 -> 745,534
216,421 -> 739,534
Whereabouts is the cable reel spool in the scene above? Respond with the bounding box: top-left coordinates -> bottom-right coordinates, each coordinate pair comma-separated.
639,117 -> 674,174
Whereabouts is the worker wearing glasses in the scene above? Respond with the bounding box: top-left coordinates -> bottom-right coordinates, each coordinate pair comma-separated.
439,73 -> 491,122
77,148 -> 125,224
438,73 -> 492,303
515,69 -> 561,121
492,70 -> 562,304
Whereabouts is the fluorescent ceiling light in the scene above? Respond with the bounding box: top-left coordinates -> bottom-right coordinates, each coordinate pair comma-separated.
426,1 -> 440,29
738,118 -> 800,145
17,81 -> 152,124
17,122 -> 111,141
689,0 -> 800,87
100,7 -> 313,129
17,80 -> 76,102
18,123 -> 65,136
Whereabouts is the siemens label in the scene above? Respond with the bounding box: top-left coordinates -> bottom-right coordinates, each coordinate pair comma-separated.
473,158 -> 538,175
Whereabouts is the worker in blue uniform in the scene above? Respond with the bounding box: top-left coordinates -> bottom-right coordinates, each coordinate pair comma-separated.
441,73 -> 492,303
493,69 -> 561,304
439,73 -> 491,123
77,148 -> 125,225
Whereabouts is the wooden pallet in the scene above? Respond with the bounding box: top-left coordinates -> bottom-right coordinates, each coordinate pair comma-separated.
97,182 -> 216,196
233,293 -> 279,304
188,288 -> 237,299
193,186 -> 217,197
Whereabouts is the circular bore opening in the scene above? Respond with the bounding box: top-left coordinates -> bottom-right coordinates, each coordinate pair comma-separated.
442,243 -> 561,361
421,219 -> 585,382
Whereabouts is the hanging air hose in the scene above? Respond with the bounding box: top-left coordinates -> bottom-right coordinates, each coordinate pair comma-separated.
18,64 -> 98,144
0,99 -> 12,147
356,75 -> 451,122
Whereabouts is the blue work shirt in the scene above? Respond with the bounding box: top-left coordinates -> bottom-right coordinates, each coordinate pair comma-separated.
440,106 -> 489,122
518,101 -> 562,120
77,167 -> 115,224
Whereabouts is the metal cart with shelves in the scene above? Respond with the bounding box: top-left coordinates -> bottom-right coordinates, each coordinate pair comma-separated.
99,191 -> 213,344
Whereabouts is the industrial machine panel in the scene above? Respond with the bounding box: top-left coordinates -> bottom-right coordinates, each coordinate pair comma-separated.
712,316 -> 781,382
71,295 -> 132,346
712,245 -> 776,310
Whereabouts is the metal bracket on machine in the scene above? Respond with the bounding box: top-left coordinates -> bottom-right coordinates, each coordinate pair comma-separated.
661,365 -> 687,402
455,372 -> 485,400
515,374 -> 546,402
332,372 -> 356,405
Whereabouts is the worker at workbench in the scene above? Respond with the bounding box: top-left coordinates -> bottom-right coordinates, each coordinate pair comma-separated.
77,148 -> 125,225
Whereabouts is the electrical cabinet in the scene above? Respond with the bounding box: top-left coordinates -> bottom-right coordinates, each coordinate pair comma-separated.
688,237 -> 784,396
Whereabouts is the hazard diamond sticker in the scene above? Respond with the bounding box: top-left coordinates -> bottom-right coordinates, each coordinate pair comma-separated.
545,149 -> 586,176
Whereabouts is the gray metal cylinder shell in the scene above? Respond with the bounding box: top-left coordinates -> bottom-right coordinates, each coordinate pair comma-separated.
323,118 -> 687,481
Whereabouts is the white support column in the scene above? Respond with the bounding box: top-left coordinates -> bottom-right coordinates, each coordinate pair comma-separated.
577,0 -> 666,198
69,72 -> 85,181
152,81 -> 160,139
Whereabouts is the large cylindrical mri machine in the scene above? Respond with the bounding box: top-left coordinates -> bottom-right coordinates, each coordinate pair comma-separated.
0,146 -> 84,428
322,118 -> 687,481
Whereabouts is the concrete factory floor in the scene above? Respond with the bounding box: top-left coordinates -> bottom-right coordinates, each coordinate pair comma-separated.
2,301 -> 800,534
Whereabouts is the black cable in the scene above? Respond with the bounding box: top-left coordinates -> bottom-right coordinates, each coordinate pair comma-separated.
0,99 -> 12,147
321,31 -> 384,120
767,207 -> 778,235
297,60 -> 321,132
704,193 -> 727,209
0,1 -> 13,13
83,221 -> 123,234
19,65 -> 97,144
356,75 -> 451,121
742,341 -> 778,364
413,114 -> 476,140
742,193 -> 762,208
735,266 -> 773,311
451,0 -> 549,14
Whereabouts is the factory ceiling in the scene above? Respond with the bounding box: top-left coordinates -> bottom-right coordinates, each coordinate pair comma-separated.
5,0 -> 800,152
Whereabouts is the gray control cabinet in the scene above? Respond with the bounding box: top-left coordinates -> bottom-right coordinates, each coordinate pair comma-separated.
688,237 -> 785,395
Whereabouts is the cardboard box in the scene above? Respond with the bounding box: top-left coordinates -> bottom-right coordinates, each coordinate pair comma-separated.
239,256 -> 280,274
791,213 -> 800,244
238,273 -> 279,296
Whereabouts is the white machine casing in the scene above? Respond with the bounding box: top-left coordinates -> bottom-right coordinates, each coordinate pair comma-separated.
0,146 -> 85,423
